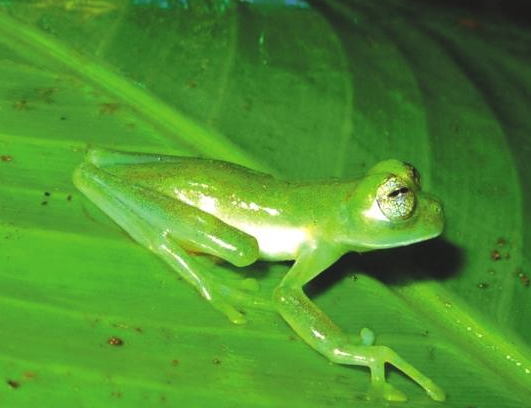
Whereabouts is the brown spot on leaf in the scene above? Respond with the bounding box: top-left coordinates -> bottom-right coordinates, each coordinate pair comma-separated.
459,18 -> 480,30
13,99 -> 28,110
99,103 -> 120,115
497,237 -> 507,246
517,270 -> 530,287
40,87 -> 58,103
108,336 -> 124,346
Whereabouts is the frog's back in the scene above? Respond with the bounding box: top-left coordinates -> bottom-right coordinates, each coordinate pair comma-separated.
106,156 -> 284,202
103,156 -> 351,261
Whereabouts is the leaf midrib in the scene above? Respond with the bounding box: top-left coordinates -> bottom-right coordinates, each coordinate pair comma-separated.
0,11 -> 273,174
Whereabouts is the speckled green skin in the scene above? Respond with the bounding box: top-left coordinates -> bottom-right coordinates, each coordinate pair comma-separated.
73,148 -> 445,402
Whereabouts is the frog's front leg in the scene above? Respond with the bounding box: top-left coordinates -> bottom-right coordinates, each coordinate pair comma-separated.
273,247 -> 445,402
73,162 -> 267,324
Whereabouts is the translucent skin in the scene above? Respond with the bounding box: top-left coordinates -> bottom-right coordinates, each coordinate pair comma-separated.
73,148 -> 445,402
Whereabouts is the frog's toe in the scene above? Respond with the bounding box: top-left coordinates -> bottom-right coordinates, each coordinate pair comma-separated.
211,275 -> 260,292
368,383 -> 407,402
426,381 -> 446,401
240,278 -> 260,292
215,280 -> 271,310
225,308 -> 247,325
359,327 -> 376,346
382,383 -> 408,402
209,296 -> 247,325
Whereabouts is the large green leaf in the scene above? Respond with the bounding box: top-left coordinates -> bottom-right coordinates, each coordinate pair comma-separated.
1,1 -> 530,406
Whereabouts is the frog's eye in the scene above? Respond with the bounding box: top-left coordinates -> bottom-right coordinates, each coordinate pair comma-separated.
376,176 -> 416,221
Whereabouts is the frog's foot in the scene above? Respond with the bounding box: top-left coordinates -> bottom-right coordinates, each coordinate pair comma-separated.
155,238 -> 270,325
366,345 -> 446,402
365,347 -> 408,402
368,378 -> 445,402
194,270 -> 272,324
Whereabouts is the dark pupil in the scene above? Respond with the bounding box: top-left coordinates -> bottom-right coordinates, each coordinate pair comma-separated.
388,187 -> 409,198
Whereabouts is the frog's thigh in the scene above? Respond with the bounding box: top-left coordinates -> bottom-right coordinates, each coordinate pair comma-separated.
86,147 -> 191,167
73,163 -> 259,267
73,163 -> 263,324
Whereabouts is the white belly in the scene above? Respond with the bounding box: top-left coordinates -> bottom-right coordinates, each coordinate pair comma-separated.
234,223 -> 308,261
184,193 -> 308,261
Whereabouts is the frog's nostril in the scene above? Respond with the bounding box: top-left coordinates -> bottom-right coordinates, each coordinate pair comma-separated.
432,202 -> 442,213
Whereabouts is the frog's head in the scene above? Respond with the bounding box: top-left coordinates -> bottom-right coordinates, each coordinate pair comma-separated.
343,160 -> 444,251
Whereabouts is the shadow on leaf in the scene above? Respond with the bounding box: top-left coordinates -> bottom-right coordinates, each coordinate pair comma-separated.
309,237 -> 463,295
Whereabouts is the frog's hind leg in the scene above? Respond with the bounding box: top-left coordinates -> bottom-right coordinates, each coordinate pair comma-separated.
73,163 -> 270,324
85,147 -> 193,168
